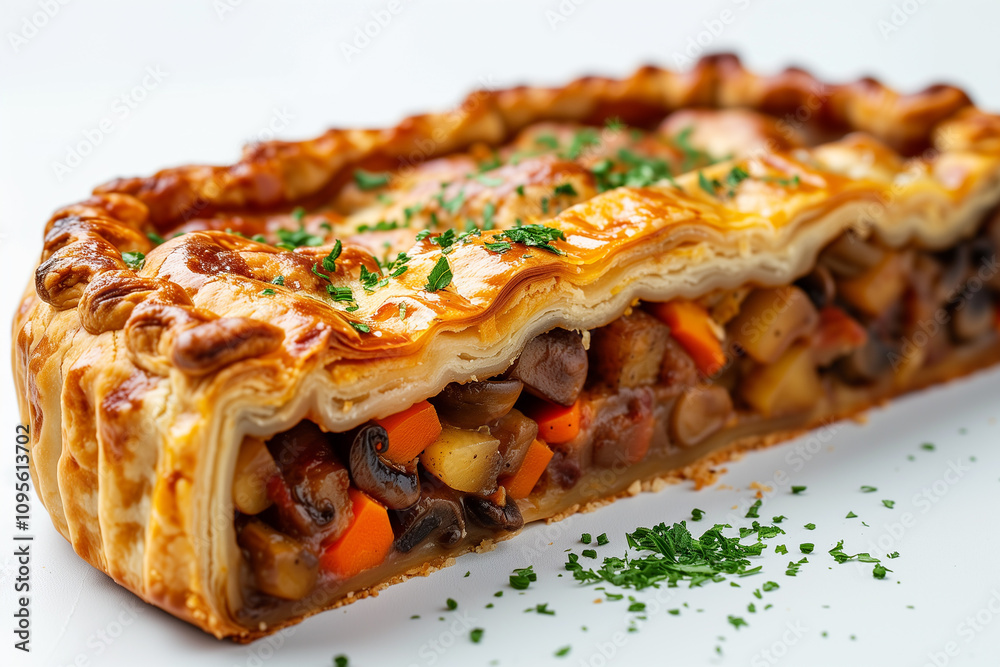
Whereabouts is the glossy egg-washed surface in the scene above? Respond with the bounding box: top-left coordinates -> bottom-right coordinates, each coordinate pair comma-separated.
13,55 -> 1000,639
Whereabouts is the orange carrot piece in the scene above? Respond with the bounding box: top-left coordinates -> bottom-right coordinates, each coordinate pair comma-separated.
530,399 -> 581,444
375,400 -> 442,464
320,489 -> 393,579
648,300 -> 726,377
501,439 -> 554,499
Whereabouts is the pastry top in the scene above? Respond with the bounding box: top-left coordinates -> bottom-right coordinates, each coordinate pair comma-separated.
28,56 -> 1000,433
15,53 -> 1000,639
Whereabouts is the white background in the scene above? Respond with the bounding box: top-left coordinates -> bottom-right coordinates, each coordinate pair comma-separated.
3,1 -> 1000,665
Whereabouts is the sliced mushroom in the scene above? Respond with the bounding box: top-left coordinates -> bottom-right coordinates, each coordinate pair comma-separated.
950,287 -> 994,343
349,423 -> 420,510
239,519 -> 318,601
489,409 -> 539,476
669,385 -> 733,447
835,335 -> 897,385
464,492 -> 524,532
794,265 -> 836,309
266,422 -> 352,541
431,379 -> 523,428
393,483 -> 466,553
819,234 -> 884,277
508,329 -> 588,406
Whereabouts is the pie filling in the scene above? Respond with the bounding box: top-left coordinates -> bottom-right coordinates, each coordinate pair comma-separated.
232,212 -> 1000,622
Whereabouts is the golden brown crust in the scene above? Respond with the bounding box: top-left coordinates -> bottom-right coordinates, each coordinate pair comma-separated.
12,54 -> 1000,639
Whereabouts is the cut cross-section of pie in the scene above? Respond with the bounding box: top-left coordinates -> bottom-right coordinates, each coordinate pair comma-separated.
13,54 -> 1000,640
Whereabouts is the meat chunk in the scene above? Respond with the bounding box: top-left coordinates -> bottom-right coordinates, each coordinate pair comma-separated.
590,311 -> 671,388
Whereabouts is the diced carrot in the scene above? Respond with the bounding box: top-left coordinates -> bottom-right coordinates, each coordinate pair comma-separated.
375,400 -> 442,465
648,300 -> 726,377
501,439 -> 554,499
320,489 -> 393,579
529,399 -> 581,444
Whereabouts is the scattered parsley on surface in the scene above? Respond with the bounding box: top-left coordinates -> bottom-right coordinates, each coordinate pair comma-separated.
791,486 -> 807,495
882,499 -> 896,509
470,628 -> 484,643
445,598 -> 458,610
510,566 -> 537,590
861,486 -> 877,493
554,645 -> 571,657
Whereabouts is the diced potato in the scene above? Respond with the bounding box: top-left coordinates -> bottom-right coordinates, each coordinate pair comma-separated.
739,343 -> 823,417
837,251 -> 910,317
420,426 -> 503,494
233,438 -> 279,515
669,385 -> 733,447
590,311 -> 671,388
726,286 -> 819,364
239,519 -> 318,601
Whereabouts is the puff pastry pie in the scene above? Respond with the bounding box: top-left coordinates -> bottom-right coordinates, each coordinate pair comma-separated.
13,55 -> 1000,640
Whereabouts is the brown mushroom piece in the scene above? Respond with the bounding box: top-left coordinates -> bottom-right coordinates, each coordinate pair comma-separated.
431,379 -> 523,428
266,422 -> 353,542
507,329 -> 588,406
393,483 -> 467,553
835,335 -> 897,384
349,423 -> 421,510
238,519 -> 318,601
950,287 -> 995,343
464,491 -> 524,532
489,408 -> 539,477
794,264 -> 837,309
669,385 -> 733,447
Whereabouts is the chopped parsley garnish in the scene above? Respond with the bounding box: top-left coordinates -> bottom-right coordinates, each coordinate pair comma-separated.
430,228 -> 459,252
800,543 -> 815,554
581,549 -> 597,559
356,220 -> 399,233
591,149 -> 679,193
276,224 -> 324,250
554,646 -> 571,658
804,523 -> 815,530
470,628 -> 484,643
762,581 -> 779,592
772,515 -> 787,523
673,126 -> 716,171
333,655 -> 349,667
581,533 -> 592,544
873,563 -> 889,579
146,231 -> 166,246
785,557 -> 808,576
861,485 -> 877,493
259,288 -> 276,296
846,511 -> 857,519
775,545 -> 788,555
882,499 -> 896,509
691,508 -> 705,521
474,174 -> 503,187
553,183 -> 578,197
515,184 -> 525,196
424,255 -> 453,292
271,275 -> 285,286
291,206 -> 305,223
446,598 -> 458,610
327,285 -> 354,302
353,169 -> 391,190
510,566 -> 537,590
596,533 -> 609,546
497,224 -> 565,255
727,615 -> 748,630
535,134 -> 559,150
322,240 -> 343,273
921,442 -> 936,451
121,251 -> 145,271
565,521 -> 766,590
529,603 -> 555,615
791,486 -> 807,495
485,241 -> 512,254
745,499 -> 762,518
565,128 -> 600,160
761,174 -> 801,188
436,187 -> 466,214
481,201 -> 497,230
349,321 -> 370,334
